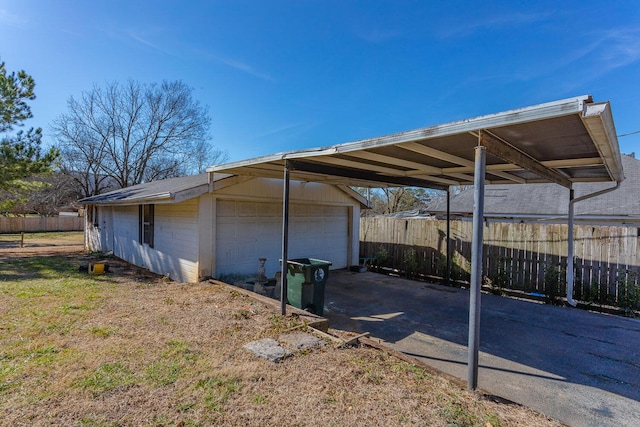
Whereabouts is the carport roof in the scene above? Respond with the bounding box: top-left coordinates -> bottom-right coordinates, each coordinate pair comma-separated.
208,95 -> 624,190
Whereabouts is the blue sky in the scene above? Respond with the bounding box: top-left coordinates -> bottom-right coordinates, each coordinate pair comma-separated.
1,1 -> 639,163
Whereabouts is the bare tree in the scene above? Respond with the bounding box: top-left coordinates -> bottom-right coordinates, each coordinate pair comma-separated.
355,186 -> 436,215
53,80 -> 227,197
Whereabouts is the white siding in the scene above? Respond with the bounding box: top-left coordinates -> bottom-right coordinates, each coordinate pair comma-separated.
152,200 -> 199,282
85,177 -> 361,283
215,200 -> 349,278
110,200 -> 199,283
215,177 -> 357,206
99,207 -> 114,252
112,205 -> 141,266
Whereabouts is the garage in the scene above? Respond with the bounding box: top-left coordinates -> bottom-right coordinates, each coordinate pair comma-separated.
82,174 -> 365,283
215,200 -> 349,277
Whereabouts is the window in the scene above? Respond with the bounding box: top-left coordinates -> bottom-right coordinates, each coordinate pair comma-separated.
139,204 -> 154,247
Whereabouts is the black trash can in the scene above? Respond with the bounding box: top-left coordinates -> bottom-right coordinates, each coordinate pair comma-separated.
283,258 -> 332,315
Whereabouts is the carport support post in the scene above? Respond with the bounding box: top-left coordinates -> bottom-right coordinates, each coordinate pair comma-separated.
567,188 -> 575,307
280,160 -> 291,316
468,145 -> 486,391
446,188 -> 451,286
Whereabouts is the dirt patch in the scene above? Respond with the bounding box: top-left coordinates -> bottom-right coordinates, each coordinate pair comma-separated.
0,251 -> 562,426
0,231 -> 84,257
0,245 -> 84,258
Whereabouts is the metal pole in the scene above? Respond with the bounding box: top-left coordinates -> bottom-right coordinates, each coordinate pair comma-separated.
468,145 -> 486,391
280,160 -> 291,316
446,188 -> 451,286
566,188 -> 575,307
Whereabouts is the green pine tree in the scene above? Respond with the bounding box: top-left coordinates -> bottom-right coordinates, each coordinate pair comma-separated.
0,61 -> 58,211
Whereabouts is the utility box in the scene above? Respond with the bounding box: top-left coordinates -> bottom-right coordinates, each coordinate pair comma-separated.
282,258 -> 332,315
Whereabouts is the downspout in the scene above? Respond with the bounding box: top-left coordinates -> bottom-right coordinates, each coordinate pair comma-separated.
566,181 -> 621,306
446,188 -> 451,286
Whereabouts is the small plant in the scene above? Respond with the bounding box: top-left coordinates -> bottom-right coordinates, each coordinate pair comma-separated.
585,278 -> 601,304
402,248 -> 418,279
252,394 -> 267,404
543,262 -> 565,305
435,253 -> 466,285
617,271 -> 640,316
490,257 -> 511,295
374,245 -> 390,269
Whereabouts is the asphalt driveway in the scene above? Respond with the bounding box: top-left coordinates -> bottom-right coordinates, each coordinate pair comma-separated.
323,270 -> 640,427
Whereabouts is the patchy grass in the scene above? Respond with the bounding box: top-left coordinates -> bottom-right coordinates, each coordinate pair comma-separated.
0,251 -> 562,426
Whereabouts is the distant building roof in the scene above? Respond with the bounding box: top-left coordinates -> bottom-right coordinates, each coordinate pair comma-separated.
428,154 -> 640,224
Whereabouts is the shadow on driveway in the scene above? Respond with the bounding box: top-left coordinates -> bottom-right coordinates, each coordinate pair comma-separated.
323,270 -> 640,427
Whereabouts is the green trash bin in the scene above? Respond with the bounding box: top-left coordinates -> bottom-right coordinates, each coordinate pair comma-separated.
283,258 -> 332,315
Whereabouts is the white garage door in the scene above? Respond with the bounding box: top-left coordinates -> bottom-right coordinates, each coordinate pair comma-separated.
215,200 -> 348,278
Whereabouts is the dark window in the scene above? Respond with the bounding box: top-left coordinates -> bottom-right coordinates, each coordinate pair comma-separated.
139,204 -> 154,247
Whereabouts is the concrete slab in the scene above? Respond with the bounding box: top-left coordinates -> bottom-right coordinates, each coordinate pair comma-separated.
323,270 -> 640,427
279,332 -> 326,351
243,338 -> 291,363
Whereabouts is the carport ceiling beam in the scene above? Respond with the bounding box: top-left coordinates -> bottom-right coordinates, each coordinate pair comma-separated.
343,151 -> 444,175
476,131 -> 573,188
287,160 -> 448,190
399,142 -> 526,183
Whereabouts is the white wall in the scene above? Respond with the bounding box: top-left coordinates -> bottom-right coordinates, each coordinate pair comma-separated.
84,177 -> 361,283
212,177 -> 361,278
108,200 -> 200,282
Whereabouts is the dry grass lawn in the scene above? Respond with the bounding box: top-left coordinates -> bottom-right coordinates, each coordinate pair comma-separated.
0,248 -> 562,426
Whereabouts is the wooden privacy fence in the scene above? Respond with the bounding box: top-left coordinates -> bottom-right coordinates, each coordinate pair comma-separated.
0,216 -> 84,233
360,217 -> 640,311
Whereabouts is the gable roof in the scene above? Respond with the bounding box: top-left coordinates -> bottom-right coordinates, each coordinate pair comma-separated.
428,154 -> 640,222
79,173 -> 211,205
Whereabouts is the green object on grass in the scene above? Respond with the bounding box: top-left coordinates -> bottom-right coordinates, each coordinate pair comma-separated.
283,258 -> 332,316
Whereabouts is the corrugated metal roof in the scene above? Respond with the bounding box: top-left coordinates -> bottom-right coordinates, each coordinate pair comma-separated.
208,95 -> 624,190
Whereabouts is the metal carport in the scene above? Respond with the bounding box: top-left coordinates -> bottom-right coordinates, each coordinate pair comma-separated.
207,94 -> 624,390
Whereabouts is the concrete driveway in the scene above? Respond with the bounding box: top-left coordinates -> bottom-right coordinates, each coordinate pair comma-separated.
323,270 -> 640,427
